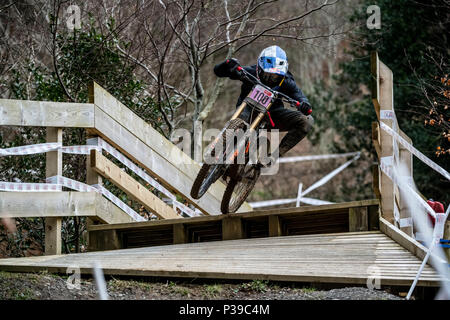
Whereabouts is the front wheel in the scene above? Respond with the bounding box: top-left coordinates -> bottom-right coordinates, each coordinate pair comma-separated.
221,163 -> 261,213
190,118 -> 247,199
190,162 -> 225,199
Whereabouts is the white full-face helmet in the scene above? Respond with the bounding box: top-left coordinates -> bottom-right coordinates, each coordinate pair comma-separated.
257,45 -> 289,87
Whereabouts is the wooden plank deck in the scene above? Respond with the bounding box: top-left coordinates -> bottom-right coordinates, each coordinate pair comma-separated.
0,231 -> 441,287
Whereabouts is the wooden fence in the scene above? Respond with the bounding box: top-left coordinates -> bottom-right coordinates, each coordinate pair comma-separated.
371,52 -> 449,254
371,51 -> 414,236
0,82 -> 252,255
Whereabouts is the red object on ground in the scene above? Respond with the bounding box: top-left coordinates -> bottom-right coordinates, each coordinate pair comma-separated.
426,200 -> 445,227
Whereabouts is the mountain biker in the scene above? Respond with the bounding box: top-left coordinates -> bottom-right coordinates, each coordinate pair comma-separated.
213,45 -> 314,163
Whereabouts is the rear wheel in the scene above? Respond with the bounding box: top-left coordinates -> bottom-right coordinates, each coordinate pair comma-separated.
190,118 -> 247,199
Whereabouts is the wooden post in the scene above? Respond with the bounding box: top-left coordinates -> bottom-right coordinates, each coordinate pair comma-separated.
348,207 -> 368,232
45,127 -> 62,255
398,131 -> 414,236
368,205 -> 380,231
372,164 -> 381,201
173,224 -> 188,244
268,215 -> 282,237
88,230 -> 121,251
371,52 -> 395,225
371,122 -> 381,159
222,216 -> 244,240
86,85 -> 103,247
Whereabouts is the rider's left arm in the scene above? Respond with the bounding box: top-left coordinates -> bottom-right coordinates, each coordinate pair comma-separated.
284,74 -> 312,115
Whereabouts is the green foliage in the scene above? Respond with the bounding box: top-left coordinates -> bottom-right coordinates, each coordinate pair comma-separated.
309,0 -> 449,203
302,287 -> 316,293
241,280 -> 269,292
204,284 -> 223,297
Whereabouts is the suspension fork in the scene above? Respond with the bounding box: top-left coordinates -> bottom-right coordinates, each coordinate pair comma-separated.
231,101 -> 247,120
229,102 -> 274,163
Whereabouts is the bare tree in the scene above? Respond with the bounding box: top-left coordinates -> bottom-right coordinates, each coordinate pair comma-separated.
113,0 -> 344,141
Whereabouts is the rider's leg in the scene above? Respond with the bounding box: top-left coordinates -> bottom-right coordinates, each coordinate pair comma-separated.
268,108 -> 314,157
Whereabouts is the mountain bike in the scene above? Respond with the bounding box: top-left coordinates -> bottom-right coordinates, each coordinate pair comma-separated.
190,64 -> 302,213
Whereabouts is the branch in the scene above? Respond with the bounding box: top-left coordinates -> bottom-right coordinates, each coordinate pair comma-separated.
206,0 -> 339,57
198,0 -> 254,121
116,44 -> 194,103
0,2 -> 14,14
51,0 -> 75,102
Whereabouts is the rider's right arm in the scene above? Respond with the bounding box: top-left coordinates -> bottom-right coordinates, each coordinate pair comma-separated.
213,59 -> 242,80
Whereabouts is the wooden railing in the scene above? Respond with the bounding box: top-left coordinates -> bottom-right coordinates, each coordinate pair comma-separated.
0,81 -> 252,254
371,51 -> 414,236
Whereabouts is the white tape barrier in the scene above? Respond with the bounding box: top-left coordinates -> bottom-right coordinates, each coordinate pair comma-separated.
0,142 -> 102,156
46,175 -> 97,192
62,145 -> 102,155
90,184 -> 147,222
0,140 -> 197,217
46,176 -> 146,222
301,152 -> 361,197
0,181 -> 61,192
88,138 -> 198,217
0,176 -> 145,221
249,153 -> 360,208
381,162 -> 450,299
249,197 -> 334,208
380,110 -> 401,163
0,143 -> 62,156
380,156 -> 437,219
380,122 -> 450,181
296,183 -> 303,207
278,152 -> 360,164
406,203 -> 450,300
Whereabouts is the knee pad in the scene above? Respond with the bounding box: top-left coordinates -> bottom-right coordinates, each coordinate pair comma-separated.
305,115 -> 314,131
297,114 -> 314,135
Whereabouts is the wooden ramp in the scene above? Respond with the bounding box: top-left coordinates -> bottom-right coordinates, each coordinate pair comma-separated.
0,231 -> 440,287
87,200 -> 380,251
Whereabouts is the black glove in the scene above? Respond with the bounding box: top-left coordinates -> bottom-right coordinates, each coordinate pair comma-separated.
226,58 -> 244,80
295,101 -> 312,115
226,58 -> 239,68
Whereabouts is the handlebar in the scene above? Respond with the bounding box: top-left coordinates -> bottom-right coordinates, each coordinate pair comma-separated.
236,65 -> 301,108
